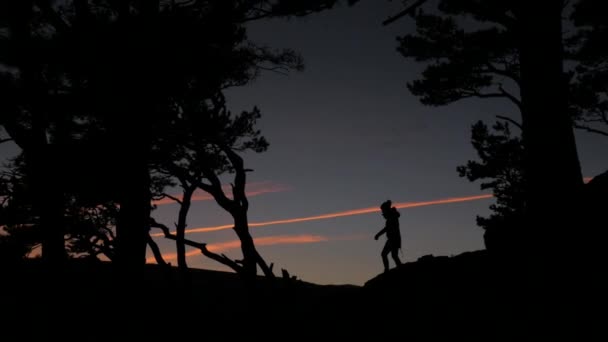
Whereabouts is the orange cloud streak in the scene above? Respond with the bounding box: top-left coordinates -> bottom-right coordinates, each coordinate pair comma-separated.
150,194 -> 493,237
152,181 -> 291,206
147,234 -> 328,263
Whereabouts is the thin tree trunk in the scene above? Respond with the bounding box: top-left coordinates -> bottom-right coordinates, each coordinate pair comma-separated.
233,212 -> 259,280
232,211 -> 275,280
176,186 -> 194,270
146,233 -> 168,267
235,230 -> 258,280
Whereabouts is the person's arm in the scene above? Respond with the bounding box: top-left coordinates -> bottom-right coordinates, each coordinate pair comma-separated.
375,227 -> 387,240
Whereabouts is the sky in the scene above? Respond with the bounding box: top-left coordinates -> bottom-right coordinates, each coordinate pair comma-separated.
2,1 -> 607,286
146,1 -> 608,286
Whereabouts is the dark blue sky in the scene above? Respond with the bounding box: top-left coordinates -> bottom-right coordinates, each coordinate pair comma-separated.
148,1 -> 608,285
2,1 -> 606,285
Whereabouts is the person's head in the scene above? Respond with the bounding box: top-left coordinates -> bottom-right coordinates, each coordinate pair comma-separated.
380,200 -> 392,216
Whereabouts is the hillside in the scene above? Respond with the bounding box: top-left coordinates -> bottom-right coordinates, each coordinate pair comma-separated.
1,250 -> 596,339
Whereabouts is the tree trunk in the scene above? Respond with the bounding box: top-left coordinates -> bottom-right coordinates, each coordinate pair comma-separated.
115,158 -> 151,270
8,1 -> 67,264
176,187 -> 194,270
517,2 -> 583,259
146,233 -> 168,267
27,133 -> 67,265
233,212 -> 259,281
232,210 -> 275,280
31,150 -> 67,264
39,177 -> 67,264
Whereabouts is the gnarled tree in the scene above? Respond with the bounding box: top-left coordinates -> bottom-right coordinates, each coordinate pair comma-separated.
152,92 -> 274,280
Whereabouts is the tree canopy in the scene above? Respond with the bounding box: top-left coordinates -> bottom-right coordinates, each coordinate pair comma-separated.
0,0 -> 348,271
390,0 -> 607,259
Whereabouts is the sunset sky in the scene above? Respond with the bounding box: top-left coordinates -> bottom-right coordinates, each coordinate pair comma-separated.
145,2 -> 608,285
2,1 -> 607,286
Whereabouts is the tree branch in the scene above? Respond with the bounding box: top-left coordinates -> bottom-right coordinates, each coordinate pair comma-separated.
255,250 -> 275,279
221,146 -> 247,210
461,87 -> 522,111
147,233 -> 169,266
0,138 -> 13,144
150,218 -> 243,273
383,0 -> 428,26
498,84 -> 523,110
462,91 -> 507,100
484,62 -> 521,86
574,124 -> 608,137
496,115 -> 523,130
160,193 -> 183,205
257,65 -> 290,76
198,175 -> 233,212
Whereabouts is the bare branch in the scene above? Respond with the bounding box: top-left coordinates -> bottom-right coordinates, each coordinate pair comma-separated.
150,218 -> 243,273
461,87 -> 522,111
498,84 -> 523,110
222,147 -> 247,210
160,193 -> 183,205
197,181 -> 213,194
462,90 -> 507,100
147,233 -> 169,266
255,250 -> 275,278
198,177 -> 233,212
484,62 -> 521,86
257,65 -> 290,76
0,138 -> 13,144
150,219 -> 172,234
574,124 -> 608,137
194,151 -> 234,211
161,193 -> 183,205
222,146 -> 244,170
383,0 -> 428,26
197,248 -> 243,272
496,115 -> 523,130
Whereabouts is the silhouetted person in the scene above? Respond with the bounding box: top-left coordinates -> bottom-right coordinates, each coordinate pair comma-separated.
374,200 -> 402,272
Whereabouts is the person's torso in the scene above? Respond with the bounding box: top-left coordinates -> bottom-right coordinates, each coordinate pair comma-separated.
386,217 -> 400,240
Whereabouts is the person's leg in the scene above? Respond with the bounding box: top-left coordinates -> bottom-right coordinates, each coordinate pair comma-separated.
381,243 -> 390,272
390,248 -> 402,266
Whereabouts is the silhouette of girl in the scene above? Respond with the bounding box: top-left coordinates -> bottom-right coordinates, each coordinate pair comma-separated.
374,200 -> 402,272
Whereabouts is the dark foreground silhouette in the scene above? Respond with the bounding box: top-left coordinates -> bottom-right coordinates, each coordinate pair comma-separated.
2,249 -> 599,340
